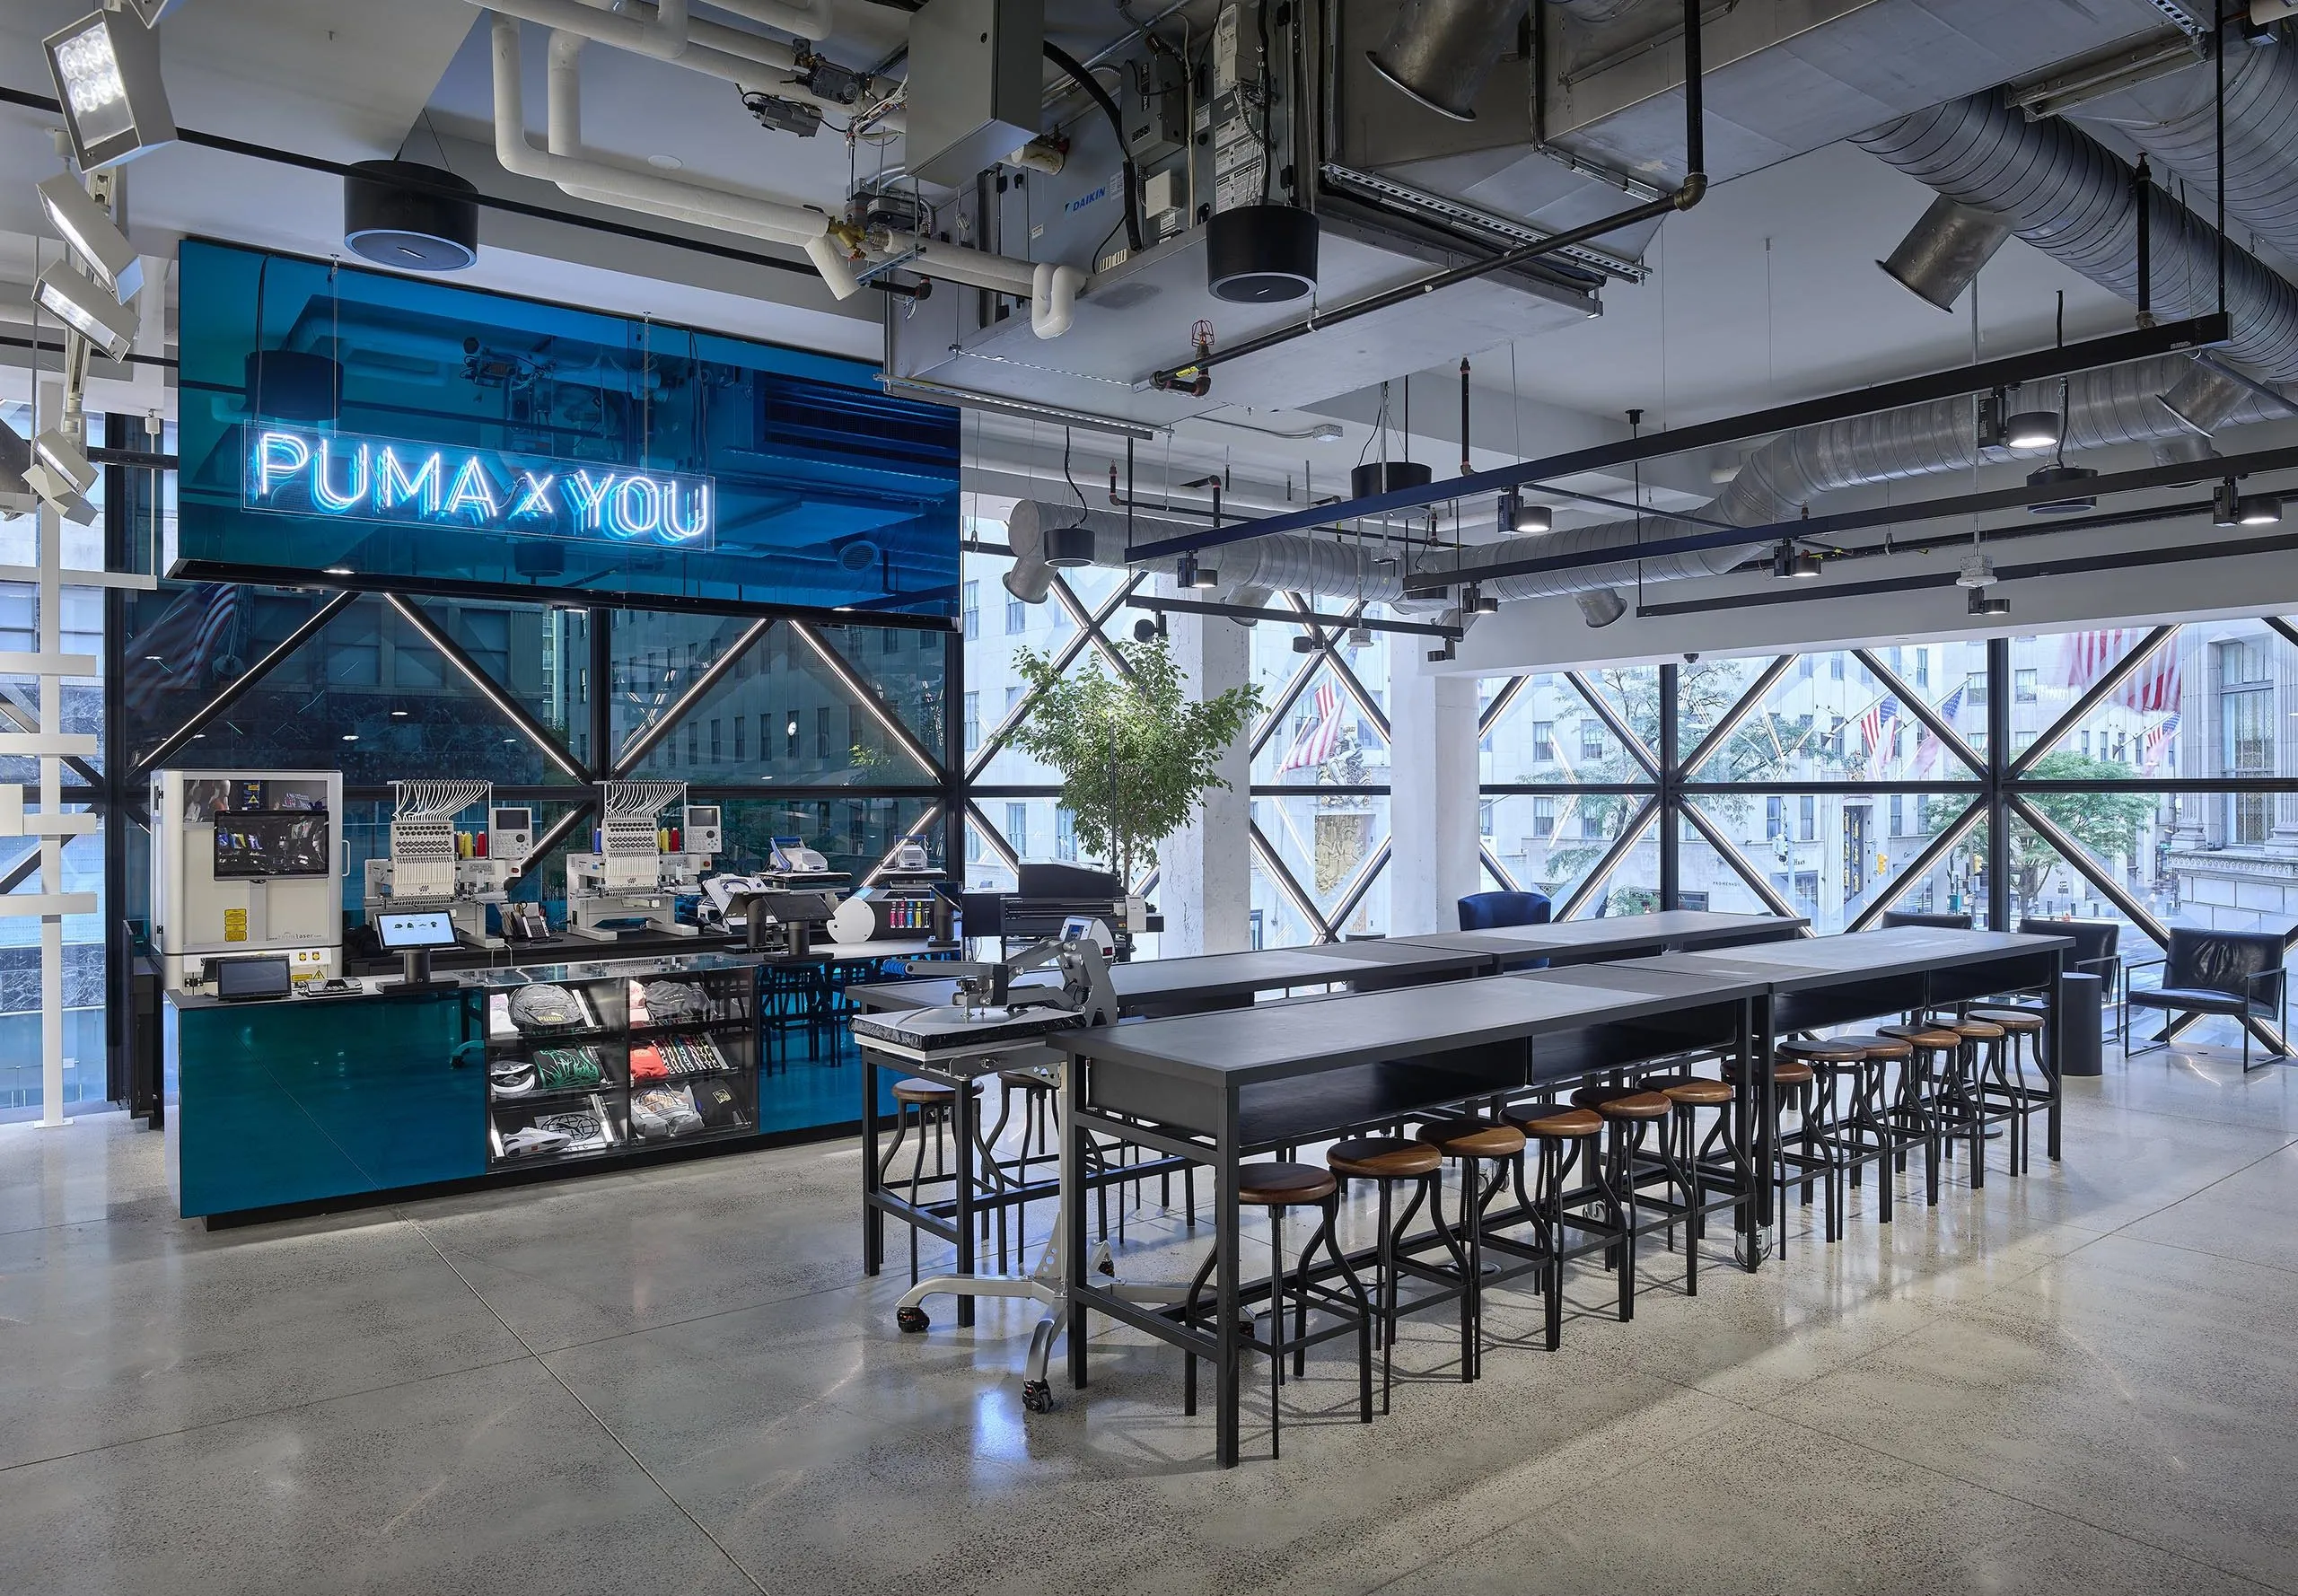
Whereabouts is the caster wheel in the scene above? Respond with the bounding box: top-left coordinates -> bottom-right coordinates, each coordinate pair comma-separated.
896,1305 -> 931,1333
1021,1381 -> 1054,1414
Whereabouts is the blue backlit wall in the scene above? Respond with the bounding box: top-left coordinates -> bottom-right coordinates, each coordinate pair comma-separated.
175,240 -> 957,616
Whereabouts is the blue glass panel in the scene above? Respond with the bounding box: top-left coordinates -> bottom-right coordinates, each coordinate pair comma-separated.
174,240 -> 957,614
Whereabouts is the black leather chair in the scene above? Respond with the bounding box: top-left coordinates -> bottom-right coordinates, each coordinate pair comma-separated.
2122,928 -> 2293,1071
2017,916 -> 2121,1003
1879,910 -> 1974,931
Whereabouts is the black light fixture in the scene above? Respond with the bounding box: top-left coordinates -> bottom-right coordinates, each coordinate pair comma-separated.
2003,408 -> 2063,450
1463,583 -> 1498,615
1967,588 -> 2011,617
1043,520 -> 1096,567
345,161 -> 480,272
1206,204 -> 1319,303
1290,634 -> 1317,653
1771,539 -> 1821,579
1133,612 -> 1167,642
1498,488 -> 1551,537
2214,478 -> 2283,528
1176,553 -> 1217,589
2025,462 -> 2099,513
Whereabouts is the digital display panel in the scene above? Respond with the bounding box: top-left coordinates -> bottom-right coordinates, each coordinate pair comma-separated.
212,811 -> 330,880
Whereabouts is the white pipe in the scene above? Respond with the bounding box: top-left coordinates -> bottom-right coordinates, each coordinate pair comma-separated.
896,238 -> 1039,295
1030,262 -> 1083,339
478,0 -> 900,126
712,0 -> 835,41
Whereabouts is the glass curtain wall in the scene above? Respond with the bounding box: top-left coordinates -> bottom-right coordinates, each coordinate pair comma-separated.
960,515 -> 1397,949
1480,622 -> 2298,1047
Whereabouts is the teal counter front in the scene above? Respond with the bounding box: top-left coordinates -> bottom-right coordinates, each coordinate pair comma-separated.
165,986 -> 486,1220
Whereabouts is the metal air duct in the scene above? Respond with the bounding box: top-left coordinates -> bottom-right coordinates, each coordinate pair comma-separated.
1877,197 -> 2010,312
1367,0 -> 1534,122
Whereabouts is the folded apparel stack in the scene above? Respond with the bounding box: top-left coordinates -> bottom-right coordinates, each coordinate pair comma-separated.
691,1081 -> 745,1129
508,983 -> 587,1034
630,1084 -> 704,1139
653,1034 -> 728,1077
535,1046 -> 604,1092
629,1043 -> 668,1083
535,1105 -> 613,1152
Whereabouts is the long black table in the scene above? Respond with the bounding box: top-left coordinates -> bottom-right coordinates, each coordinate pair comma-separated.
1054,925 -> 2072,1466
848,940 -> 1494,1319
1381,908 -> 1808,972
1057,966 -> 1770,1466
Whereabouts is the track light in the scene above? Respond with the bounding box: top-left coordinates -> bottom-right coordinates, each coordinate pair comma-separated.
31,429 -> 96,496
0,422 -> 34,521
1771,539 -> 1821,579
1177,553 -> 1217,589
1347,625 -> 1372,648
1463,583 -> 1499,615
1967,587 -> 2010,617
1133,613 -> 1167,643
31,262 -> 137,361
1497,489 -> 1550,537
2214,478 -> 2283,528
22,455 -> 95,524
2025,463 -> 2098,514
1291,634 -> 1317,653
36,173 -> 142,302
43,9 -> 175,171
1956,552 -> 1995,588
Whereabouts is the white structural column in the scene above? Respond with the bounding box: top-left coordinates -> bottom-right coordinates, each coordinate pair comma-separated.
1156,576 -> 1251,954
1388,645 -> 1481,935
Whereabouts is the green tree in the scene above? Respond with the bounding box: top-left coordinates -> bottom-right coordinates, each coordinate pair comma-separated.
1969,751 -> 2160,914
1006,636 -> 1262,883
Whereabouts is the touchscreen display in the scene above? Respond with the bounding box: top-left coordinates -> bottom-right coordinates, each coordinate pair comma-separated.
376,910 -> 459,949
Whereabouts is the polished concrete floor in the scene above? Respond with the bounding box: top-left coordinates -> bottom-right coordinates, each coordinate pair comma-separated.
5,1040 -> 2298,1594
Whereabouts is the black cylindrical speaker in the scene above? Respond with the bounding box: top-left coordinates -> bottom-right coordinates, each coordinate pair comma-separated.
345,160 -> 480,272
1349,460 -> 1434,498
1206,204 -> 1318,303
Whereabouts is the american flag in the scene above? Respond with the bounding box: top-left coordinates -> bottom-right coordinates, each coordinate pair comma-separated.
2143,710 -> 2181,773
1279,681 -> 1344,772
2061,629 -> 2183,713
124,583 -> 244,717
1911,681 -> 1969,776
1857,696 -> 1899,765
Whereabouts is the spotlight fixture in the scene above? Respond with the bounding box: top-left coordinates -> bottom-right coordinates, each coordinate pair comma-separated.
0,421 -> 36,520
1177,553 -> 1217,590
1347,625 -> 1373,648
22,455 -> 95,524
1497,489 -> 1551,537
35,173 -> 142,302
1967,587 -> 2011,617
2025,462 -> 2098,514
1771,539 -> 1821,579
2003,409 -> 2063,451
1042,520 -> 1096,568
1133,614 -> 1167,643
1955,552 -> 1995,588
1463,584 -> 1499,615
2214,478 -> 2284,528
31,262 -> 138,361
1290,634 -> 1317,653
43,9 -> 176,171
1426,638 -> 1456,662
31,428 -> 97,496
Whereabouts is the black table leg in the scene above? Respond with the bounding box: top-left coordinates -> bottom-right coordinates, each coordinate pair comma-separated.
862,1049 -> 883,1276
1216,1118 -> 1241,1469
1066,1058 -> 1090,1390
2048,951 -> 2064,1163
953,1070 -> 977,1329
1738,995 -> 1761,1272
1748,995 -> 1775,1268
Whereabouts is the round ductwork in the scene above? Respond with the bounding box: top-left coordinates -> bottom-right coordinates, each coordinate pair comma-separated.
344,160 -> 480,272
1877,197 -> 2010,313
1206,204 -> 1319,303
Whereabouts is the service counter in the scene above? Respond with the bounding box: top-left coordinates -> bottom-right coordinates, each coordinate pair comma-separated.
165,941 -> 944,1224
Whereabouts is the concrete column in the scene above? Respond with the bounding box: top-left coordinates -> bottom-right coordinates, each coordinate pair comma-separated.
1389,645 -> 1482,935
1157,576 -> 1252,954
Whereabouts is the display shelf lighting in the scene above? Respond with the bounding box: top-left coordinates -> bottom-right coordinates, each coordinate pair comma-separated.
31,261 -> 137,361
35,172 -> 142,302
43,9 -> 175,171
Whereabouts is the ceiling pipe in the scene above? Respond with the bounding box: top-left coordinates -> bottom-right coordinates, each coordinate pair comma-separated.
711,0 -> 838,40
1877,196 -> 2012,312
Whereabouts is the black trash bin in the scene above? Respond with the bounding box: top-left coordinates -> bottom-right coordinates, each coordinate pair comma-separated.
2059,971 -> 2103,1077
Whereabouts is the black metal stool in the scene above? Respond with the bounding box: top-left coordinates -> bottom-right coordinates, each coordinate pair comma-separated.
1823,1032 -> 1912,1226
1413,1116 -> 1527,1381
1571,1087 -> 1681,1314
1969,1006 -> 2048,1175
1659,1076 -> 1747,1293
1930,1014 -> 2010,1187
1502,1103 -> 1614,1349
1180,1162 -> 1373,1458
1326,1136 -> 1451,1414
1877,1022 -> 1964,1205
881,1076 -> 990,1285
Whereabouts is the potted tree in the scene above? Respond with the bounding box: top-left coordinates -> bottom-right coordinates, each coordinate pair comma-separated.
1007,634 -> 1262,889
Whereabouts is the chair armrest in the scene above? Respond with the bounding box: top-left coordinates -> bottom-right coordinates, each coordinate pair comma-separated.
2123,955 -> 2166,990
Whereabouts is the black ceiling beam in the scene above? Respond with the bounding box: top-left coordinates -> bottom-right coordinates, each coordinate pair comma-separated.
1405,433 -> 2298,597
1128,314 -> 2232,562
1125,594 -> 1463,639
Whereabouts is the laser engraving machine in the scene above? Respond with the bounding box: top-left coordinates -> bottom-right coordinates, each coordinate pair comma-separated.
563,781 -> 720,941
361,780 -> 535,950
150,769 -> 345,991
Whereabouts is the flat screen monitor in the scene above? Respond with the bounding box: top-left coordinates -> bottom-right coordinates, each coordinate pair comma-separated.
375,910 -> 460,950
215,955 -> 291,1001
212,811 -> 330,880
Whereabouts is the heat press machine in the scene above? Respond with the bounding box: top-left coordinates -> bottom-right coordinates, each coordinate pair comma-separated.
852,932 -> 1175,1414
150,769 -> 344,992
762,834 -> 850,890
361,780 -> 535,950
563,781 -> 720,941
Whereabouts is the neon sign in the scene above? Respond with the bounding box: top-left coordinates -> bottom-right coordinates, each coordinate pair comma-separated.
242,426 -> 715,550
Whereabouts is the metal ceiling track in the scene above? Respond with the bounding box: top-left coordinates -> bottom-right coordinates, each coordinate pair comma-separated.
1124,595 -> 1462,639
1404,429 -> 2298,598
1130,313 -> 2232,562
